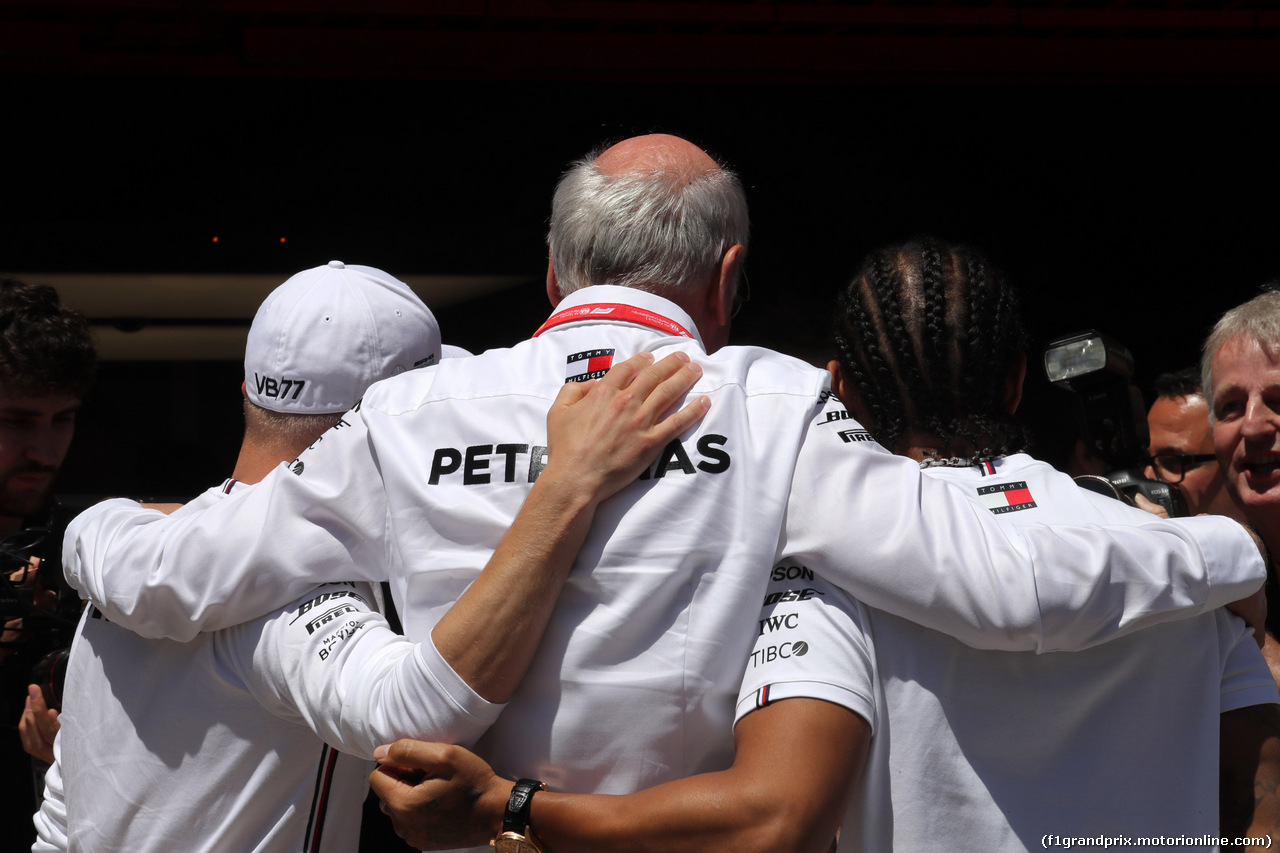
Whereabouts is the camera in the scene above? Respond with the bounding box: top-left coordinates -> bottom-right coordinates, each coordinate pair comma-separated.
0,496 -> 99,710
0,496 -> 95,622
1044,330 -> 1188,517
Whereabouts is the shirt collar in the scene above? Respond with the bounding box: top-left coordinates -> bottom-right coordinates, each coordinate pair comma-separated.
542,285 -> 705,349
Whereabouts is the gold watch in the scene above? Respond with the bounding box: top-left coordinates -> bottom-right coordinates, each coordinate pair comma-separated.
490,778 -> 546,853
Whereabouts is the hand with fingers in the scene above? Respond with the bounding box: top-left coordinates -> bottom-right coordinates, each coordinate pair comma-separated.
427,350 -> 713,704
542,350 -> 710,504
19,683 -> 60,765
370,740 -> 511,851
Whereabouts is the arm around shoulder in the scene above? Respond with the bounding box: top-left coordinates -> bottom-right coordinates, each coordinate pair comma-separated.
784,420 -> 1268,652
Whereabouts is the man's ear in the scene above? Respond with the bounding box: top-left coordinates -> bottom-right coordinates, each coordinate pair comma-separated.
826,360 -> 846,401
1005,351 -> 1027,415
546,260 -> 563,308
826,359 -> 874,426
241,381 -> 248,400
707,244 -> 745,326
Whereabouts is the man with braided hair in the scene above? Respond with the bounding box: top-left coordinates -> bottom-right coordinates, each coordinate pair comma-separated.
805,238 -> 1278,847
367,238 -> 1280,852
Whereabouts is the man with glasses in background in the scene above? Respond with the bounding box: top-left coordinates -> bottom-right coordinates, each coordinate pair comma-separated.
1145,366 -> 1246,521
1141,366 -> 1280,683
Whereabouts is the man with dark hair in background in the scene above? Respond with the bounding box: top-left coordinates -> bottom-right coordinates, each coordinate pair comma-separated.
0,278 -> 95,850
1146,366 -> 1245,521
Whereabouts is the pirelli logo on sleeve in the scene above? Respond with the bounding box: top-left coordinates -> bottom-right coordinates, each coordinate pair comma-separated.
976,481 -> 1037,514
565,349 -> 615,383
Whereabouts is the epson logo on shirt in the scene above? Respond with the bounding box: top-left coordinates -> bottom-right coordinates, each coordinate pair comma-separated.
254,373 -> 306,401
771,564 -> 815,582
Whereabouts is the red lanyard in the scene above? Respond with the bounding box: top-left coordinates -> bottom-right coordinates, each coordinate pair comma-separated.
532,303 -> 695,340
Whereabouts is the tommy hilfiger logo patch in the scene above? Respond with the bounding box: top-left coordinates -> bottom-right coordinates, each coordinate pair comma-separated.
977,481 -> 1037,514
565,348 -> 615,383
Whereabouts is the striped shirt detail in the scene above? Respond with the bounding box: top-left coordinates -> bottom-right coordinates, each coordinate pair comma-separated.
304,745 -> 340,853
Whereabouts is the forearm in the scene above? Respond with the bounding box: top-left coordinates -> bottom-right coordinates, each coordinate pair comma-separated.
373,700 -> 864,853
431,467 -> 600,703
243,586 -> 503,758
466,700 -> 862,853
788,434 -> 1266,651
529,772 -> 833,853
64,482 -> 380,640
1261,633 -> 1280,687
1221,703 -> 1280,839
1030,515 -> 1266,650
64,410 -> 389,640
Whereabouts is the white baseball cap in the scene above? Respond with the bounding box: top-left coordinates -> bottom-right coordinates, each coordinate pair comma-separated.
245,260 -> 441,414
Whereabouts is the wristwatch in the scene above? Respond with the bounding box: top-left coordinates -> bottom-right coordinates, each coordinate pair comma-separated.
490,778 -> 547,853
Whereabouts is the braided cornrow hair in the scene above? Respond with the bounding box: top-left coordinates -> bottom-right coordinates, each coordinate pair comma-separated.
831,237 -> 1031,461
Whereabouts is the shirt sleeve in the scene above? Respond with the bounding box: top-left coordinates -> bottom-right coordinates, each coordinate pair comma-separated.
225,583 -> 504,759
734,567 -> 876,732
779,395 -> 1267,653
63,404 -> 391,641
1218,611 -> 1280,714
32,736 -> 69,853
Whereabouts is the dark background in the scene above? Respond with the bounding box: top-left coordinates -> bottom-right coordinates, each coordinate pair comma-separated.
6,2 -> 1280,497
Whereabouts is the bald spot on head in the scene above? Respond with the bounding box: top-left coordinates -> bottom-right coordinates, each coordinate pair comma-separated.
594,134 -> 720,184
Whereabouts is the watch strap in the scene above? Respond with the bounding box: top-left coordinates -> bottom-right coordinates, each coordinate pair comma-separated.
502,778 -> 546,835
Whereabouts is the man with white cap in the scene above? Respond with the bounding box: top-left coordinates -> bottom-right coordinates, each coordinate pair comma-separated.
32,261 -> 706,852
